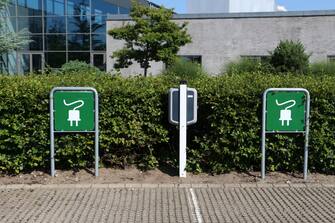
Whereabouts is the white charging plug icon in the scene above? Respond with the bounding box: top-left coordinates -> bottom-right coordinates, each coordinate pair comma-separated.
275,99 -> 296,126
63,100 -> 84,127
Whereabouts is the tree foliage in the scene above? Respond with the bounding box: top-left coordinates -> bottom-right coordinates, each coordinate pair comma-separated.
0,0 -> 31,54
270,40 -> 310,74
108,0 -> 192,76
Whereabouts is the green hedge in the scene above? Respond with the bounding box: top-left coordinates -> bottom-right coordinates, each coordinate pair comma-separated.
0,72 -> 335,174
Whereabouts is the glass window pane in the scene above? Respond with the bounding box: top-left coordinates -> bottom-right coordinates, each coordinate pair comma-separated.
45,52 -> 66,68
18,17 -> 42,33
45,16 -> 66,33
119,7 -> 130,14
91,15 -> 106,34
67,16 -> 90,33
18,0 -> 42,16
92,34 -> 106,51
68,34 -> 90,50
67,0 -> 90,15
25,35 -> 43,51
2,17 -> 17,32
0,52 -> 17,74
19,54 -> 30,74
68,52 -> 90,63
44,0 -> 65,16
45,34 -> 66,50
93,54 -> 106,71
8,0 -> 16,16
32,54 -> 43,73
92,1 -> 118,15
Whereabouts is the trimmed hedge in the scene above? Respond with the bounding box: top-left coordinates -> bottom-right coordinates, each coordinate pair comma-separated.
0,72 -> 335,174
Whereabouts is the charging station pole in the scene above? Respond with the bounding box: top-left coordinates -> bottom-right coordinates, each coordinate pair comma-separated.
179,81 -> 187,177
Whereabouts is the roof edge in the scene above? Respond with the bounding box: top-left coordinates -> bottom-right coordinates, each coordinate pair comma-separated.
107,9 -> 335,21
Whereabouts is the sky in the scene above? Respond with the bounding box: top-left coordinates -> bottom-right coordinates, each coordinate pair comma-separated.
151,0 -> 335,13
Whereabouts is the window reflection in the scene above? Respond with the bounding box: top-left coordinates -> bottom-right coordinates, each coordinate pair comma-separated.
68,52 -> 90,63
44,0 -> 65,16
45,52 -> 66,68
45,34 -> 66,50
8,0 -> 16,16
17,0 -> 42,16
119,7 -> 130,14
45,17 -> 66,33
29,35 -> 43,51
68,16 -> 90,33
92,34 -> 106,51
68,34 -> 90,50
91,15 -> 106,34
18,17 -> 42,33
67,0 -> 90,15
92,1 -> 118,15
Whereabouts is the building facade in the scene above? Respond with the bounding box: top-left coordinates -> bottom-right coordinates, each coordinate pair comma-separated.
0,0 -> 152,74
187,0 -> 276,14
107,10 -> 335,75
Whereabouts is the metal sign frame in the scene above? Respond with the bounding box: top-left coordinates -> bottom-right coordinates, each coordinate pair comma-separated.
261,88 -> 310,180
168,88 -> 198,125
50,87 -> 99,177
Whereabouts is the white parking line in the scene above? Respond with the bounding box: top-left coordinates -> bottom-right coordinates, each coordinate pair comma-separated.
187,188 -> 203,223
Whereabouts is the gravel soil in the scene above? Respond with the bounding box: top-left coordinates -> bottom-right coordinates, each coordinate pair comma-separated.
0,167 -> 334,185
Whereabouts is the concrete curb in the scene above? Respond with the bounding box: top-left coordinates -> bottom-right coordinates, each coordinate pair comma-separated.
1,183 -> 334,190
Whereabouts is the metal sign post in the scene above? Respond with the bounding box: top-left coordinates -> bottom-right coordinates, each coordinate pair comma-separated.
50,87 -> 99,177
262,88 -> 310,180
168,82 -> 198,177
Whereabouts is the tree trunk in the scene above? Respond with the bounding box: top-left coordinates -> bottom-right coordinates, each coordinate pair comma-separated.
144,67 -> 148,77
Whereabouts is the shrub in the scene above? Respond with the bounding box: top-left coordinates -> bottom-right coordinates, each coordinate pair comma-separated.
0,72 -> 335,174
60,60 -> 100,74
270,40 -> 310,74
162,57 -> 206,82
310,61 -> 335,75
224,58 -> 273,75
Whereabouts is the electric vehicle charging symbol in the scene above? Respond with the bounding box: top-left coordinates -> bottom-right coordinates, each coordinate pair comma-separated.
276,99 -> 296,126
63,100 -> 84,127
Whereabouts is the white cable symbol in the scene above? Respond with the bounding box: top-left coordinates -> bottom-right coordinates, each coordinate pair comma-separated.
63,100 -> 84,127
276,99 -> 296,126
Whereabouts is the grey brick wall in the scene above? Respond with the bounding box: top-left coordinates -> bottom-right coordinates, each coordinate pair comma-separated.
107,11 -> 335,75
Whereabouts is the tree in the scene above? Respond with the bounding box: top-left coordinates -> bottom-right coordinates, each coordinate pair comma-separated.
0,0 -> 31,54
108,0 -> 192,76
269,40 -> 310,74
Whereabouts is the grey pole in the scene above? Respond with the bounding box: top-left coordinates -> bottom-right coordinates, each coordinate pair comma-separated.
261,89 -> 268,180
304,91 -> 311,180
50,90 -> 55,177
94,89 -> 99,177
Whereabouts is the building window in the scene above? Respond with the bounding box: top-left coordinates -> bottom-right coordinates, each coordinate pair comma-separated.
45,16 -> 66,33
44,0 -> 65,16
68,34 -> 90,50
68,52 -> 90,63
45,34 -> 66,50
17,0 -> 42,16
67,0 -> 90,15
17,17 -> 43,33
180,55 -> 202,65
327,55 -> 335,62
91,1 -> 118,15
45,52 -> 66,68
240,55 -> 269,62
67,16 -> 90,33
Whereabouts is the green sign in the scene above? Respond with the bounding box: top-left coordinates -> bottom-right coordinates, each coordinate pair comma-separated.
54,91 -> 95,131
266,91 -> 307,132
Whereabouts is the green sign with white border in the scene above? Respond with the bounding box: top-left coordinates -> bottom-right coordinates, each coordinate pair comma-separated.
54,91 -> 95,132
266,91 -> 307,132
